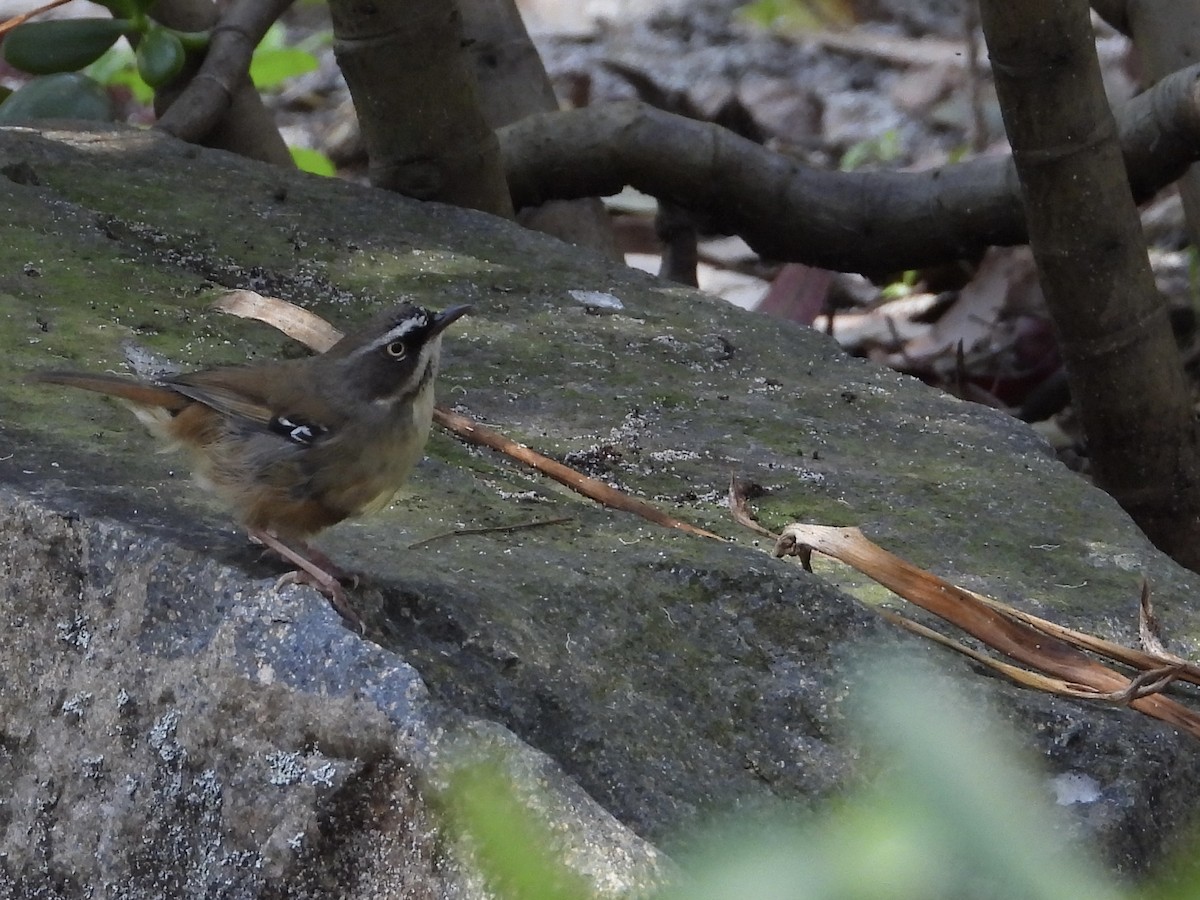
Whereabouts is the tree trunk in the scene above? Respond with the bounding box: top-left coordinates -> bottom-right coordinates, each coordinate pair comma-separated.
329,0 -> 513,217
980,0 -> 1200,570
458,0 -> 619,257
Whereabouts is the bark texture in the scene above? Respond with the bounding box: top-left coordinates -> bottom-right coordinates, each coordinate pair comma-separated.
1122,0 -> 1200,248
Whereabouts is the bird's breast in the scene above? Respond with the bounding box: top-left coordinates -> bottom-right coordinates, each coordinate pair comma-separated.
310,379 -> 438,518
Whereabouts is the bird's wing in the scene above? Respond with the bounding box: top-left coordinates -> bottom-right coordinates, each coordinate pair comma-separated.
167,373 -> 276,426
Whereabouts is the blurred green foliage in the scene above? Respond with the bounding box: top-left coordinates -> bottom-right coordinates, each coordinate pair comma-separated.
3,18 -> 135,75
0,71 -> 113,123
289,146 -> 336,176
736,0 -> 857,32
443,761 -> 596,900
79,21 -> 326,107
445,658 -> 1200,899
839,129 -> 902,172
249,22 -> 323,89
879,268 -> 919,300
0,17 -> 336,174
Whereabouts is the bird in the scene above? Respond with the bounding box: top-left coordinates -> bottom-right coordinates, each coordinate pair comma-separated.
33,301 -> 473,630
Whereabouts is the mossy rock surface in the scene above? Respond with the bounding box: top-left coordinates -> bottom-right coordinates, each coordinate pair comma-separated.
1,125 -> 1198,891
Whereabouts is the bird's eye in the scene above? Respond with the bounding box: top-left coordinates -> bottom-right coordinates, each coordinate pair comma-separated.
386,340 -> 407,359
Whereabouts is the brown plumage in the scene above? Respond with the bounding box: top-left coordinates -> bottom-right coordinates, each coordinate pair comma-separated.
34,302 -> 472,630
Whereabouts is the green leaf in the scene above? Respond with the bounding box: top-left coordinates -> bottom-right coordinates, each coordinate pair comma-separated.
289,147 -> 336,177
136,27 -> 185,88
3,19 -> 132,75
250,47 -> 319,91
0,73 -> 114,123
173,30 -> 211,54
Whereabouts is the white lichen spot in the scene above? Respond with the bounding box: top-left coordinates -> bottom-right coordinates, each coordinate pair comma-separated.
568,289 -> 623,311
649,449 -> 699,463
266,751 -> 305,786
148,710 -> 185,764
748,377 -> 783,393
61,691 -> 93,721
651,334 -> 685,351
187,768 -> 222,805
1051,771 -> 1101,805
287,832 -> 305,851
496,488 -> 545,502
1084,541 -> 1142,571
56,614 -> 92,650
81,755 -> 104,780
309,761 -> 337,788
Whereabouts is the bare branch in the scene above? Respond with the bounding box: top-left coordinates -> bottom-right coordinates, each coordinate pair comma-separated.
152,0 -> 293,165
501,62 -> 1200,274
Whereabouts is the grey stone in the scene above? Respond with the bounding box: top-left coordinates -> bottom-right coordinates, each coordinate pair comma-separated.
1,125 -> 1198,894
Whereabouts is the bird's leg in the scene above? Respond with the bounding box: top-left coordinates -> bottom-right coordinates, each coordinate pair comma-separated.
247,528 -> 364,633
292,540 -> 360,589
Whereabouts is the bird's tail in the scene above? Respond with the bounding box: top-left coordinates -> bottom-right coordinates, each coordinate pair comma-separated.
31,370 -> 188,412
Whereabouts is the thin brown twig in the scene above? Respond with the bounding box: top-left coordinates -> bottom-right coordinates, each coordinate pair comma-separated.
879,607 -> 1109,698
728,439 -> 1200,725
408,515 -> 573,550
727,476 -> 777,538
883,607 -> 1186,704
434,408 -> 726,542
959,584 -> 1200,687
1139,579 -> 1171,657
728,476 -> 1200,688
774,524 -> 1200,740
1104,664 -> 1187,705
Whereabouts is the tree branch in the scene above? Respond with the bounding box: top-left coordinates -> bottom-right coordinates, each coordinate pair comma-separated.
501,63 -> 1200,275
1122,0 -> 1200,249
151,0 -> 293,165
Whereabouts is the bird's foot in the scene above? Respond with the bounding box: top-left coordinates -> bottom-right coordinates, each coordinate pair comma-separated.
248,529 -> 364,633
294,540 -> 360,590
274,569 -> 364,633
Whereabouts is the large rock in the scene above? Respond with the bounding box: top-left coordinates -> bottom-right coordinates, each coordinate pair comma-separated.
1,124 -> 1198,894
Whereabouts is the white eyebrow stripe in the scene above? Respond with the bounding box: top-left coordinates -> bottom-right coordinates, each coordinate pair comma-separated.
350,313 -> 430,357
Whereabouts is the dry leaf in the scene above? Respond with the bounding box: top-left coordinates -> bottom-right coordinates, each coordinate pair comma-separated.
774,523 -> 1200,740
